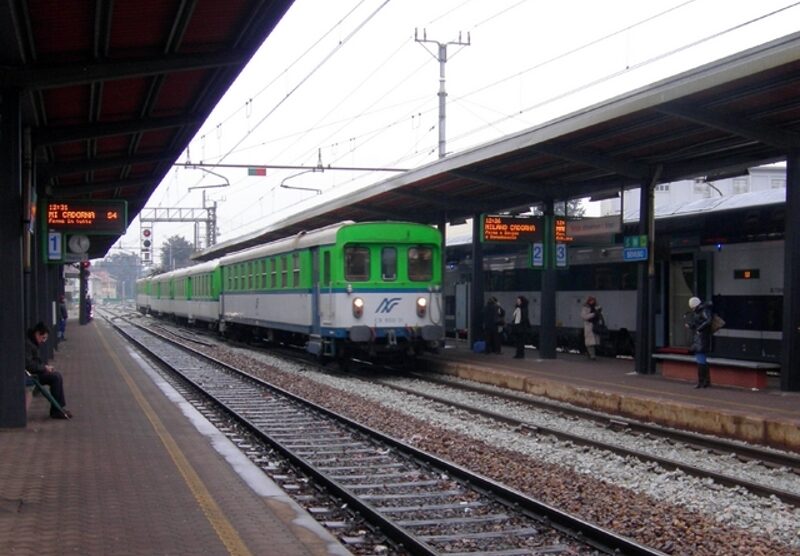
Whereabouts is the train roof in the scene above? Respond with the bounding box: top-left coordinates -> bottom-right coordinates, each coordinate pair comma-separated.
219,221 -> 352,266
628,188 -> 785,221
219,220 -> 440,265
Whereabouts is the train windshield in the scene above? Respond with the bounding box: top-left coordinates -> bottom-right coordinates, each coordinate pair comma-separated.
408,246 -> 433,281
381,247 -> 397,281
345,246 -> 370,281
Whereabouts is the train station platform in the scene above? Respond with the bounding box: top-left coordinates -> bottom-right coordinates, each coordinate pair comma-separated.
0,317 -> 351,556
424,341 -> 800,453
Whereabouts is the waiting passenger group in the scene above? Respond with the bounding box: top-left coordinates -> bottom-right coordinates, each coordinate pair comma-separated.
483,296 -> 531,359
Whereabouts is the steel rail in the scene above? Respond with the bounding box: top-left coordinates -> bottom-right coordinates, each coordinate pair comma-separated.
408,371 -> 800,471
111,316 -> 666,556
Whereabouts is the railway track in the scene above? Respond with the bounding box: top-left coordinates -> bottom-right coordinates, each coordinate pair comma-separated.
110,315 -> 664,556
374,372 -> 800,506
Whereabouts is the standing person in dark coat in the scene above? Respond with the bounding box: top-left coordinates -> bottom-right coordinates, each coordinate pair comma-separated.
511,296 -> 530,359
25,322 -> 73,419
686,296 -> 713,388
57,294 -> 68,340
483,297 -> 500,354
493,299 -> 506,353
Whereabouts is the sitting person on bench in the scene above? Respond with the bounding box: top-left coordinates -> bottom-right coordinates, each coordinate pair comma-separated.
25,322 -> 73,419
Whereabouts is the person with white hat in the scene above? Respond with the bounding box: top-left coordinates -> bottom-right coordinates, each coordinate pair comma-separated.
685,296 -> 713,388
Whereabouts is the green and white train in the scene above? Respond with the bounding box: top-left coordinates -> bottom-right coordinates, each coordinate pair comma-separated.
136,221 -> 444,362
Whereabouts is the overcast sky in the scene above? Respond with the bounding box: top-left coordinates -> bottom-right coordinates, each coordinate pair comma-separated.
111,0 -> 800,260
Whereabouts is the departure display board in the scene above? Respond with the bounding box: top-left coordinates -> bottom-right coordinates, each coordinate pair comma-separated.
46,200 -> 127,234
553,217 -> 574,243
481,215 -> 543,243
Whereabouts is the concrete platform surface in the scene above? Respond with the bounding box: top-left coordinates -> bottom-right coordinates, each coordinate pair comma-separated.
1,318 -> 351,556
424,341 -> 800,452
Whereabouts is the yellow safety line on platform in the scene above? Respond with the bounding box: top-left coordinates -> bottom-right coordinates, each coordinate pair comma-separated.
95,323 -> 253,556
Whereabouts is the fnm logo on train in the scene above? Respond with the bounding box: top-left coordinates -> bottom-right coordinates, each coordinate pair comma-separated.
375,297 -> 402,314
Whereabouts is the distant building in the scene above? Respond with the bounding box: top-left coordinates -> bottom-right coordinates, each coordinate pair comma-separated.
90,269 -> 118,301
600,164 -> 786,216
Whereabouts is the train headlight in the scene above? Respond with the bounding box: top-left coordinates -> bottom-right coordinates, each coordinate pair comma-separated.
352,297 -> 364,318
416,296 -> 427,318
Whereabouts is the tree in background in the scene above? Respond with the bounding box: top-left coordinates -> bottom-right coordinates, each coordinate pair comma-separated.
529,199 -> 587,217
95,252 -> 141,299
159,235 -> 194,271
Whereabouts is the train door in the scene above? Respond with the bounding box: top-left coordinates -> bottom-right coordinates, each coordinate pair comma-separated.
667,251 -> 713,347
311,248 -> 320,333
319,249 -> 334,325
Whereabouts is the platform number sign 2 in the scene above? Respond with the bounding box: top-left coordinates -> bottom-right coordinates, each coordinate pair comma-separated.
531,243 -> 544,268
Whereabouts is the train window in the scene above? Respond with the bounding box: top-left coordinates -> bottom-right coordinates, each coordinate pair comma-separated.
408,246 -> 433,281
247,262 -> 252,290
261,260 -> 267,288
270,259 -> 277,289
381,248 -> 397,281
281,256 -> 288,288
323,251 -> 331,286
345,246 -> 370,281
292,253 -> 300,287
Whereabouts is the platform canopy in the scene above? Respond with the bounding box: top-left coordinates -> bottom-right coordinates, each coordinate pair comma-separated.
0,0 -> 294,258
196,31 -> 800,260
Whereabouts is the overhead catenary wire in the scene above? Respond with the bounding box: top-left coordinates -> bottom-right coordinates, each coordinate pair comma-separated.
179,1 -> 796,242
446,1 -> 800,150
212,0 -> 698,173
214,0 -> 393,166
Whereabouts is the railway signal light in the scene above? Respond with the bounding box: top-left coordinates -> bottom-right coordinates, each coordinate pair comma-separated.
141,228 -> 152,250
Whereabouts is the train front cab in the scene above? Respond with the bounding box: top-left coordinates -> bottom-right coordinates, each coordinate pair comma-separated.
311,223 -> 444,362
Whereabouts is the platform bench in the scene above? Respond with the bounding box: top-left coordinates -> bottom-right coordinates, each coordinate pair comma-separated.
652,354 -> 780,389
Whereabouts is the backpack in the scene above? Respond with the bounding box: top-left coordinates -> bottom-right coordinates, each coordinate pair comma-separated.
710,313 -> 726,334
592,310 -> 608,336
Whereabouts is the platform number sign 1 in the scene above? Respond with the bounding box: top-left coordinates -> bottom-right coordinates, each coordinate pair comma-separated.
48,231 -> 63,261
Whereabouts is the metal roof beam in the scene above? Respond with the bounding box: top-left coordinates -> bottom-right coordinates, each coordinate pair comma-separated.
33,115 -> 200,146
532,143 -> 650,180
448,169 -> 542,195
5,51 -> 246,90
41,151 -> 179,177
46,177 -> 153,197
657,103 -> 800,150
390,188 -> 493,212
352,202 -> 430,221
661,152 -> 785,183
